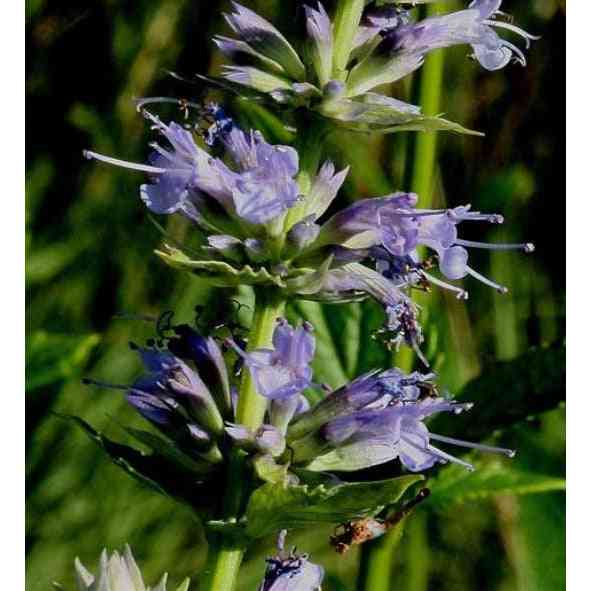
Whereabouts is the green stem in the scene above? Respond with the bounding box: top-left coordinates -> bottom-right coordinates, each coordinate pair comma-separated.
332,0 -> 365,81
235,288 -> 287,428
402,47 -> 444,198
358,522 -> 405,591
204,535 -> 245,591
203,289 -> 286,591
404,512 -> 430,591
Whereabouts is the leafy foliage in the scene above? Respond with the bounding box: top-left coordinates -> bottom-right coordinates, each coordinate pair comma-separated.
430,344 -> 566,442
245,475 -> 422,538
426,456 -> 565,511
26,332 -> 100,392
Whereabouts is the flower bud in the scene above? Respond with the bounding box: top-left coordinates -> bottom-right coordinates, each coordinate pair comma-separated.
69,545 -> 190,591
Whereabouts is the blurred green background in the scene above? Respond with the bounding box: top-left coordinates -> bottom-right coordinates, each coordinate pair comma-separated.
26,1 -> 565,589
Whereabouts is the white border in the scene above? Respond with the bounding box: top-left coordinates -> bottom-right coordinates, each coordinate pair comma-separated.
5,1 -> 25,589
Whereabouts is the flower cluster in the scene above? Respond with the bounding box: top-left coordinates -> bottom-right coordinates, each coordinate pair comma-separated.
212,1 -> 537,133
72,0 -> 541,586
85,107 -> 532,359
87,315 -> 513,481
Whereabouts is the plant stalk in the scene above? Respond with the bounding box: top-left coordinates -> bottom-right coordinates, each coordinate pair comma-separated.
332,0 -> 365,81
235,288 -> 287,429
358,522 -> 405,591
203,288 -> 286,591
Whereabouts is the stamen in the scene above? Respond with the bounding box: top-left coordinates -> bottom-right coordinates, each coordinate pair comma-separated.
450,402 -> 474,414
139,108 -> 168,132
429,433 -> 516,458
148,142 -> 176,164
134,96 -> 202,112
393,209 -> 446,218
484,19 -> 541,48
501,39 -> 527,66
466,266 -> 508,294
456,239 -> 535,252
426,444 -> 475,471
412,340 -> 429,368
448,209 -> 504,224
492,10 -> 511,20
83,150 -> 166,174
422,271 -> 469,300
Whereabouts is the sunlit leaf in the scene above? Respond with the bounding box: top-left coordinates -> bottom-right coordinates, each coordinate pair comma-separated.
426,456 -> 565,511
245,474 -> 422,538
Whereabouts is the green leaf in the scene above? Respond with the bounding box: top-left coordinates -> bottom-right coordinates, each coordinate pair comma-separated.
511,493 -> 566,590
430,344 -> 566,442
320,93 -> 483,136
56,414 -> 218,514
155,245 -> 286,287
375,115 -> 484,136
123,426 -> 212,475
26,239 -> 88,285
426,456 -> 565,511
26,332 -> 100,391
57,413 -> 169,496
245,474 -> 422,538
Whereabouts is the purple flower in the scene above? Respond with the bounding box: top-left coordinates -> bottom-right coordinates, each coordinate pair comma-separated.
377,0 -> 538,74
228,135 -> 300,225
225,422 -> 286,456
128,347 -> 225,437
346,0 -> 538,97
315,194 -> 534,298
222,2 -> 306,81
354,4 -> 411,50
228,319 -> 315,401
167,324 -> 233,414
315,192 -> 419,249
259,531 -> 324,591
303,392 -> 514,473
286,367 -> 516,473
288,368 -> 434,441
84,104 -> 300,226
